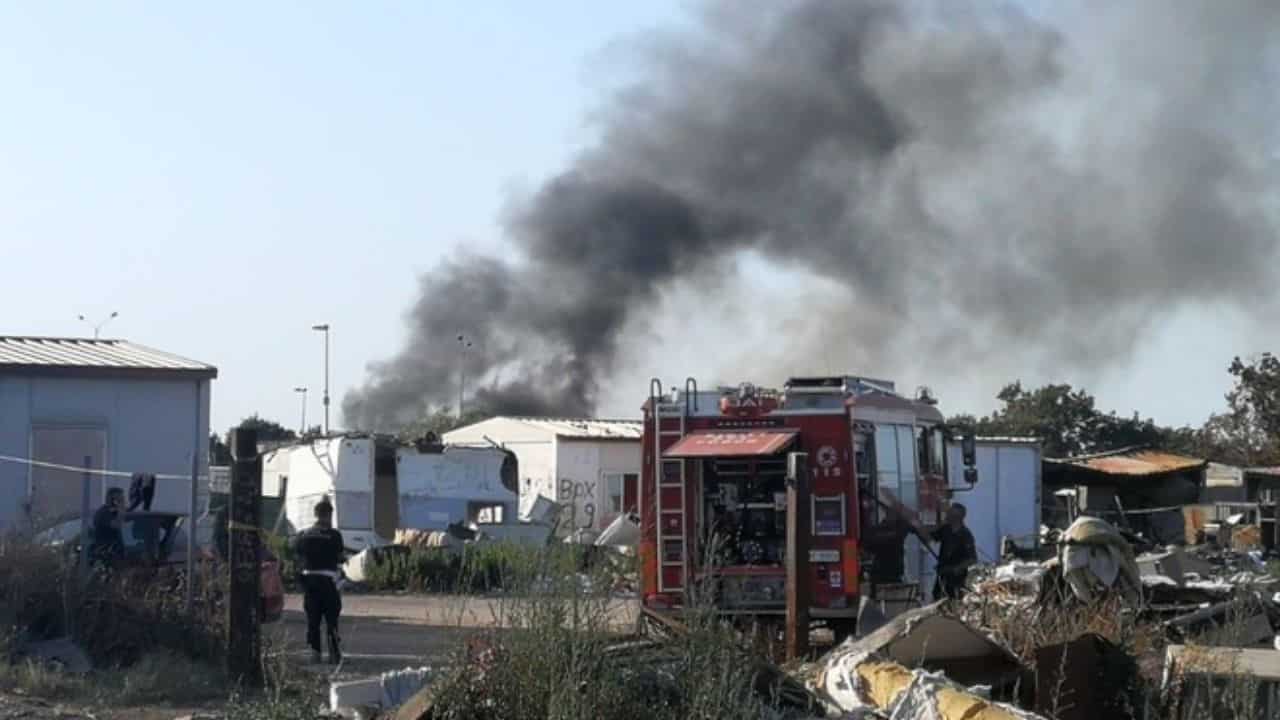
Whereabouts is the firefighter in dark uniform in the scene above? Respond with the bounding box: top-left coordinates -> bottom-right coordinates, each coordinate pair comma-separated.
292,497 -> 346,664
917,502 -> 977,601
91,487 -> 126,568
863,502 -> 913,588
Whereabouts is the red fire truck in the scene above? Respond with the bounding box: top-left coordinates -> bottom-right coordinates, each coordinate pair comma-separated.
640,376 -> 963,633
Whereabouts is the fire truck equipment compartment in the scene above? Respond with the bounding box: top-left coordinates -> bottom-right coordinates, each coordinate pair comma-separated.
662,430 -> 798,458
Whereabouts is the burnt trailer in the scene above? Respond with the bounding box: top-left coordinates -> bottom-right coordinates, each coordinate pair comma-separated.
640,376 -> 969,632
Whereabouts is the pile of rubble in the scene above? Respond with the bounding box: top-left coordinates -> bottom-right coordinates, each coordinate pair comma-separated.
792,515 -> 1280,719
969,516 -> 1280,715
326,515 -> 1280,719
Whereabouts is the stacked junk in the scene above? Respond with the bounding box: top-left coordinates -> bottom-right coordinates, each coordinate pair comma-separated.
790,514 -> 1280,720
796,511 -> 1280,719
333,511 -> 1280,719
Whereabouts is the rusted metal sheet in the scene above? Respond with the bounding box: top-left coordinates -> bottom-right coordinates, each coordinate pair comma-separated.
1046,449 -> 1205,476
662,430 -> 798,458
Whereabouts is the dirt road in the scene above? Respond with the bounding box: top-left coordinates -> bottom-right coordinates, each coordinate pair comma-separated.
272,592 -> 639,678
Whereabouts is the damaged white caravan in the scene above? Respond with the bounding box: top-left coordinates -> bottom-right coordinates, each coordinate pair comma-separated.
262,435 -> 519,550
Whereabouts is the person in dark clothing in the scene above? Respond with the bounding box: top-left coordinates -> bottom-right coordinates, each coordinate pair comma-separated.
922,503 -> 977,601
863,507 -> 913,586
292,497 -> 345,664
90,487 -> 126,568
127,473 -> 156,512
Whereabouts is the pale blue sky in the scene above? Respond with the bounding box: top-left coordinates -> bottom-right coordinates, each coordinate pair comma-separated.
0,1 -> 687,431
0,1 -> 1256,434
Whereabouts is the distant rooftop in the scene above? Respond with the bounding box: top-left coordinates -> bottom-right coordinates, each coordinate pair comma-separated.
456,416 -> 643,440
972,436 -> 1041,445
1044,446 -> 1206,477
0,336 -> 217,380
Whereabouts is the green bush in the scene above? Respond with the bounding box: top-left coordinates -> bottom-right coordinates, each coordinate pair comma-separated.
361,542 -> 602,595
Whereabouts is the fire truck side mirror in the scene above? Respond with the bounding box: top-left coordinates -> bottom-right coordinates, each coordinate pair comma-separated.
961,434 -> 977,468
787,452 -> 808,486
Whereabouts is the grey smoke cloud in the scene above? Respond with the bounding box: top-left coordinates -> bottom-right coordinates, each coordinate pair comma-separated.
342,0 -> 1280,432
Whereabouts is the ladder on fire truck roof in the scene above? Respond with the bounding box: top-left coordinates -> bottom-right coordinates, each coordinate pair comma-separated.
650,378 -> 698,595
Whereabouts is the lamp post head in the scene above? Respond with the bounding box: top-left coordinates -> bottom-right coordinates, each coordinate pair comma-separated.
294,387 -> 307,393
312,324 -> 329,332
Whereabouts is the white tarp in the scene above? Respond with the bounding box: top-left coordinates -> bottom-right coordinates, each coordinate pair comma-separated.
594,512 -> 640,547
813,650 -> 1045,720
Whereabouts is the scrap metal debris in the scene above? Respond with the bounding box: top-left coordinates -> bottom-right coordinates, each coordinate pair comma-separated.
1058,516 -> 1143,604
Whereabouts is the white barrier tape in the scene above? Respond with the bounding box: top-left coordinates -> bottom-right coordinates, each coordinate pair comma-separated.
0,453 -> 207,482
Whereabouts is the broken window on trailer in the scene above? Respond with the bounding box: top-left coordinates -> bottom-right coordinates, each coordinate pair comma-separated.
604,472 -> 638,514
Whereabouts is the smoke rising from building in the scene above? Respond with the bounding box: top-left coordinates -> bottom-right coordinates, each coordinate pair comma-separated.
343,0 -> 1280,432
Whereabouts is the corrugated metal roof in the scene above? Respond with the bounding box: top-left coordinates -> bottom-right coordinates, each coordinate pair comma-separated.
664,430 -> 798,458
0,336 -> 217,379
1044,447 -> 1206,476
510,417 -> 643,440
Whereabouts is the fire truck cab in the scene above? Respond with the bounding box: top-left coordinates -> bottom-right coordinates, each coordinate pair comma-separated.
640,376 -> 952,627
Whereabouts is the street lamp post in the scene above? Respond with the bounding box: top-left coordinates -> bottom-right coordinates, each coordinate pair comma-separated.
311,324 -> 330,434
78,311 -> 119,339
294,387 -> 308,435
456,334 -> 472,419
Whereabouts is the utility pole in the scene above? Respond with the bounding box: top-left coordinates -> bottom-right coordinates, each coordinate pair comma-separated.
78,311 -> 118,339
294,387 -> 308,435
785,451 -> 811,662
227,427 -> 262,685
456,334 -> 472,419
311,324 -> 330,434
79,456 -> 92,584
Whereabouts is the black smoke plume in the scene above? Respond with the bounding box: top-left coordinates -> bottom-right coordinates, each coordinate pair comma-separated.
343,0 -> 1280,432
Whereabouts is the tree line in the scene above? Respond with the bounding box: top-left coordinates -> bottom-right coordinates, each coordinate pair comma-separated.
212,353 -> 1280,468
948,354 -> 1280,464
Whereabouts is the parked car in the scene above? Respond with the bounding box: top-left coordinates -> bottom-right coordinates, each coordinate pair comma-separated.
35,511 -> 285,623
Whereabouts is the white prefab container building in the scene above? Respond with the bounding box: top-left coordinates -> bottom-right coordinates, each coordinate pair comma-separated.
915,437 -> 1042,597
444,417 -> 643,535
0,337 -> 215,532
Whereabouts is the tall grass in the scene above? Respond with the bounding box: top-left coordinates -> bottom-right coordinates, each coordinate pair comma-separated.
422,537 -> 801,720
362,542 -> 598,595
0,532 -> 232,706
